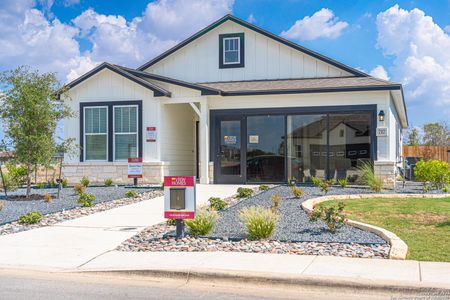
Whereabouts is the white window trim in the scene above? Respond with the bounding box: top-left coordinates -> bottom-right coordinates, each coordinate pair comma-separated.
83,106 -> 108,162
223,37 -> 240,65
113,105 -> 139,162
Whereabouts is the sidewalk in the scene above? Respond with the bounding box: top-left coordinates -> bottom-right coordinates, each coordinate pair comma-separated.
77,251 -> 450,291
0,184 -> 250,270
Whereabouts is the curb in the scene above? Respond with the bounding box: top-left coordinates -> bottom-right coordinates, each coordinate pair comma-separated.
79,267 -> 450,294
301,193 -> 449,260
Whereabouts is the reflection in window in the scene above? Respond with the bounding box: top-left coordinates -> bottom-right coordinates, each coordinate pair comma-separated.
287,115 -> 327,182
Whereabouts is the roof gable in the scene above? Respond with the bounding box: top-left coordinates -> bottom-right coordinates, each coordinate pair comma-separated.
138,14 -> 367,78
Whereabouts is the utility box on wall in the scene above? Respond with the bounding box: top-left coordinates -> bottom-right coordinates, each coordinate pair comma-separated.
164,176 -> 196,219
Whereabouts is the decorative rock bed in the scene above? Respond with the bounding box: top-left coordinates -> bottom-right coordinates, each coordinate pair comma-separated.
0,189 -> 163,236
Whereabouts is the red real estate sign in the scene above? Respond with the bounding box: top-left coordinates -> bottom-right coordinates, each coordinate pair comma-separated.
163,176 -> 196,219
164,176 -> 195,187
128,157 -> 143,178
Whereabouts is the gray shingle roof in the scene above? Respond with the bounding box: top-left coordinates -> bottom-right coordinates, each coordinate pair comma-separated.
199,76 -> 401,95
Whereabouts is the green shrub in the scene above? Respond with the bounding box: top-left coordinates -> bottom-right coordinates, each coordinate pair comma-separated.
80,176 -> 90,187
185,208 -> 218,236
208,197 -> 227,211
338,178 -> 348,188
78,192 -> 95,207
104,178 -> 113,187
415,159 -> 450,189
259,184 -> 269,191
73,183 -> 85,195
18,211 -> 42,224
443,186 -> 449,193
311,176 -> 322,187
6,163 -> 27,187
287,178 -> 297,187
36,182 -> 46,189
61,178 -> 68,188
319,180 -> 331,194
0,173 -> 18,192
357,162 -> 383,192
47,179 -> 56,188
166,218 -> 176,226
271,194 -> 282,210
291,186 -> 304,198
310,202 -> 346,233
239,206 -> 279,240
237,187 -> 253,198
125,189 -> 139,198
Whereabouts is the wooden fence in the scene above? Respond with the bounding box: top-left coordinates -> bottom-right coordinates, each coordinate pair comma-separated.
402,145 -> 450,163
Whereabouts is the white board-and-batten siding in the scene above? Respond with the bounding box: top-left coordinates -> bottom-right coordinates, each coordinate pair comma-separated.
144,20 -> 352,83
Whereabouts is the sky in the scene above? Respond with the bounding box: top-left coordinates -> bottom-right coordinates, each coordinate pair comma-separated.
1,0 -> 450,141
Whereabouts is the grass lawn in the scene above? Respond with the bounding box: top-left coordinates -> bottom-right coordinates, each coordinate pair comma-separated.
318,197 -> 450,262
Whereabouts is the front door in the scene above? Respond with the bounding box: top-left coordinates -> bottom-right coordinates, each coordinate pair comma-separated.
215,116 -> 245,184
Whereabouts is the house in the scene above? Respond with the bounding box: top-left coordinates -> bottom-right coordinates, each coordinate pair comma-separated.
62,14 -> 407,187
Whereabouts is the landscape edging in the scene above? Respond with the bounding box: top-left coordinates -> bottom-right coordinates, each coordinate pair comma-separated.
301,193 -> 449,260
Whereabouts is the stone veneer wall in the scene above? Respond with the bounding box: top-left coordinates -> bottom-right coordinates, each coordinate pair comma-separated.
62,162 -> 169,184
374,161 -> 397,189
208,162 -> 214,183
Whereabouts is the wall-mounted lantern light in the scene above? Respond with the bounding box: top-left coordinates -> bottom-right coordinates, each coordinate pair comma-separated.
378,110 -> 385,122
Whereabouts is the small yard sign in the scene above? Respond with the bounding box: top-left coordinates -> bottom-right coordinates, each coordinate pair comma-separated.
146,127 -> 157,142
128,157 -> 143,178
164,176 -> 196,219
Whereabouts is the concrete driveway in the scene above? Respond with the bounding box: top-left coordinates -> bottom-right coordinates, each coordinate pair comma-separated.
0,184 -> 252,270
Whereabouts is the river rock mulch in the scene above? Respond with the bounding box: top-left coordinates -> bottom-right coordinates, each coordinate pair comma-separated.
117,223 -> 390,258
0,189 -> 163,236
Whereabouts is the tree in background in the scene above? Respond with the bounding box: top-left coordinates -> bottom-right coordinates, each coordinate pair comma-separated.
422,122 -> 450,146
0,66 -> 74,198
407,128 -> 421,146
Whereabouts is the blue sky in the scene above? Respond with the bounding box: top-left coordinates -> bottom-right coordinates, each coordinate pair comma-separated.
1,0 -> 450,142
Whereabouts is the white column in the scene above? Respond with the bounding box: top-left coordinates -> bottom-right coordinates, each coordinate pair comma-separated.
199,99 -> 209,184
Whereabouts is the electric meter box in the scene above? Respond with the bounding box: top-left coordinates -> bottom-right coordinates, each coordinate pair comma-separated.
164,176 -> 196,219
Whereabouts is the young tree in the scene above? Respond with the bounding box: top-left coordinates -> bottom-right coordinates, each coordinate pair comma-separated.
407,127 -> 421,146
0,66 -> 73,198
422,122 -> 450,146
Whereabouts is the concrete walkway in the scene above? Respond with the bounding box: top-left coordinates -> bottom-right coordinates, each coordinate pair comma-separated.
0,184 -> 251,270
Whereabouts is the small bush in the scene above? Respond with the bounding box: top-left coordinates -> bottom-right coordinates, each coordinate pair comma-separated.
237,187 -> 253,198
61,178 -> 68,188
166,218 -> 176,226
36,182 -> 46,189
311,176 -> 322,187
287,178 -> 297,187
185,208 -> 218,236
78,193 -> 95,207
47,179 -> 57,188
310,202 -> 346,233
1,173 -> 18,192
443,186 -> 449,193
125,189 -> 139,198
338,178 -> 348,188
43,192 -> 52,203
208,197 -> 227,211
259,184 -> 269,191
271,194 -> 282,209
73,183 -> 85,195
80,176 -> 90,187
239,206 -> 279,240
6,163 -> 27,187
291,186 -> 304,198
415,159 -> 450,189
104,178 -> 113,187
18,211 -> 42,224
357,162 -> 383,192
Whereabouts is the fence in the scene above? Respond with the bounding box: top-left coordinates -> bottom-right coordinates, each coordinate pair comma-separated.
402,145 -> 450,163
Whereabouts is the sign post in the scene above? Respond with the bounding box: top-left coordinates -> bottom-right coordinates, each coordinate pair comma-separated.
128,157 -> 143,186
164,176 -> 196,239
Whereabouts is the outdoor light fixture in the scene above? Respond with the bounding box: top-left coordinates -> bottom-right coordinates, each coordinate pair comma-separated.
378,110 -> 385,122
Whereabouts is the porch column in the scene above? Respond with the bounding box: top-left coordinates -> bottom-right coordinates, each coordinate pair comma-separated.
199,99 -> 209,184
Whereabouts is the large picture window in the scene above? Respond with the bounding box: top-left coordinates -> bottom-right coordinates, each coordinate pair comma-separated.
84,106 -> 108,161
114,105 -> 138,161
80,101 -> 142,162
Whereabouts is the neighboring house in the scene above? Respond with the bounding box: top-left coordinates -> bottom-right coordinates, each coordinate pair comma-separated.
62,14 -> 407,187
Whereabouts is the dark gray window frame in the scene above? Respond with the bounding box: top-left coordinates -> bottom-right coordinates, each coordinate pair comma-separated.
80,101 -> 143,162
219,33 -> 245,69
210,105 -> 377,184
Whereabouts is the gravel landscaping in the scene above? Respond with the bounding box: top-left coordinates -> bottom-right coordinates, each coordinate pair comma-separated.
0,186 -> 162,225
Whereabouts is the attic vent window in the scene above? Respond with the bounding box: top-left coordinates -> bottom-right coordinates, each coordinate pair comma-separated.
219,33 -> 244,69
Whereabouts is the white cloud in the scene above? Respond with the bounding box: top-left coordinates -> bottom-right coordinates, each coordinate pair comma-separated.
247,13 -> 256,24
369,65 -> 390,80
376,5 -> 450,109
281,8 -> 348,41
